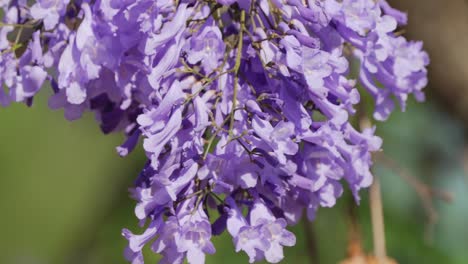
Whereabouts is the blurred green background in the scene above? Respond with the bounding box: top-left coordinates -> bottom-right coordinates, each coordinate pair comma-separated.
2,1 -> 468,263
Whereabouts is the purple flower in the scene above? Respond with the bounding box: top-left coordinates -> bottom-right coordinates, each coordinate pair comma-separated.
0,6 -> 18,50
153,205 -> 216,264
227,198 -> 296,263
0,52 -> 17,106
13,65 -> 48,101
336,0 -> 381,36
252,117 -> 298,164
137,80 -> 186,169
392,38 -> 429,92
30,0 -> 70,30
186,21 -> 226,74
301,48 -> 334,93
0,0 -> 428,263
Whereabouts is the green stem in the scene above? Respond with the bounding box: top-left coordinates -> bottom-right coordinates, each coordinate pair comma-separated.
0,22 -> 34,28
228,9 -> 245,139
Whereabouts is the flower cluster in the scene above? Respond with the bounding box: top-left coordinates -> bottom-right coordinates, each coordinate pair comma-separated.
0,0 -> 428,263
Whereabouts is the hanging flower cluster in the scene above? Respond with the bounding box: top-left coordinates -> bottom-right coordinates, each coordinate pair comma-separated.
0,0 -> 428,263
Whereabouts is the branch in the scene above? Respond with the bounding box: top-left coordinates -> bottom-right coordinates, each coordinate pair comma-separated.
359,118 -> 387,261
369,177 -> 387,261
303,218 -> 319,264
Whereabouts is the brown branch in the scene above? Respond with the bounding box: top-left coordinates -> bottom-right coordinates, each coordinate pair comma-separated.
345,199 -> 364,259
369,177 -> 387,261
303,217 -> 319,264
341,198 -> 397,264
359,117 -> 388,261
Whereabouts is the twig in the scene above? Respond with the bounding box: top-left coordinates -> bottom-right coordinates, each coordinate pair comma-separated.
376,153 -> 453,203
228,9 -> 245,139
375,152 -> 453,241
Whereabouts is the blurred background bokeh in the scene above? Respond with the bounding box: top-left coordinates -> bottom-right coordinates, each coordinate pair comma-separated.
1,1 -> 468,263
